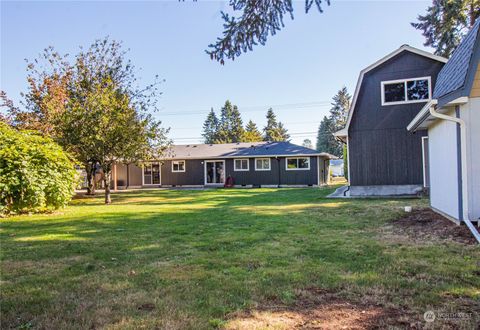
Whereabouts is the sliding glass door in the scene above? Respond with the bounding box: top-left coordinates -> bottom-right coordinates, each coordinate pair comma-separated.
143,163 -> 160,185
205,161 -> 225,185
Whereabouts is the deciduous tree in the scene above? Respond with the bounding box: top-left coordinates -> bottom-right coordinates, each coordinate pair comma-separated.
302,138 -> 313,149
7,38 -> 169,203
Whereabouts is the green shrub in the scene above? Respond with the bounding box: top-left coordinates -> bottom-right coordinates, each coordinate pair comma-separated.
0,123 -> 77,215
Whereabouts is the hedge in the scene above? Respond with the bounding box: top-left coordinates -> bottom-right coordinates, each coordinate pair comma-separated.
0,123 -> 77,215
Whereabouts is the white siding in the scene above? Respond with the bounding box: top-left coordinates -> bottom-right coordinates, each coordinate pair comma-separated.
461,98 -> 480,220
428,108 -> 460,219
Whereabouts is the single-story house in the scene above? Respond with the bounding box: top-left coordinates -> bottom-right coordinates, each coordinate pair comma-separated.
334,45 -> 447,196
110,141 -> 335,189
407,20 -> 480,232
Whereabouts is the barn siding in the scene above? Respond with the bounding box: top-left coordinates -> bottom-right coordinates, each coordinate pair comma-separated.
349,50 -> 444,186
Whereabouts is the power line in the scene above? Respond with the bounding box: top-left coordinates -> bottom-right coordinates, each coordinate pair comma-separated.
172,120 -> 322,130
157,101 -> 332,116
171,131 -> 335,142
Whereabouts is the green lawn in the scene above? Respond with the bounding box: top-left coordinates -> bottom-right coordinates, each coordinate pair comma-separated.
1,188 -> 479,329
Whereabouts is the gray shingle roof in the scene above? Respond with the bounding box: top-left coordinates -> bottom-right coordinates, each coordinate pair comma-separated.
433,20 -> 480,99
164,141 -> 335,159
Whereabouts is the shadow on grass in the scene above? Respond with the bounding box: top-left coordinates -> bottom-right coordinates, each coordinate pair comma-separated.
1,188 -> 478,329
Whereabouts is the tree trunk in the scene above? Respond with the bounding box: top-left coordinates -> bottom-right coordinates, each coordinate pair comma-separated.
86,163 -> 96,195
104,170 -> 112,204
470,1 -> 475,27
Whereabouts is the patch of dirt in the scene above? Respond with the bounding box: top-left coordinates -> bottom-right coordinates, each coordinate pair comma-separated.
389,208 -> 477,245
224,288 -> 414,329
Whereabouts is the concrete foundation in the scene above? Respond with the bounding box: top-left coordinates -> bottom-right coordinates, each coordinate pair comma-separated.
349,184 -> 423,197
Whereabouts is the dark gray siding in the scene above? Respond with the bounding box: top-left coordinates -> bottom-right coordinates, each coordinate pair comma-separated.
115,163 -> 143,187
116,156 -> 321,187
161,159 -> 204,186
224,157 -> 318,186
349,51 -> 443,186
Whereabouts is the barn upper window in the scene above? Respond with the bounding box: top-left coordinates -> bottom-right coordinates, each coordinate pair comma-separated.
381,77 -> 431,106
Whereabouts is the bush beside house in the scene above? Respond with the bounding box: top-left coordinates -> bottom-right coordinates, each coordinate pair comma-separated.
0,123 -> 77,215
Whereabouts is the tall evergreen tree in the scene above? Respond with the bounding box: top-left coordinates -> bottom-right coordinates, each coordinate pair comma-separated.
216,100 -> 234,143
275,122 -> 290,142
215,100 -> 244,143
202,108 -> 219,144
316,87 -> 351,157
263,108 -> 277,141
243,119 -> 263,142
263,108 -> 290,142
316,116 -> 337,155
412,0 -> 479,57
330,86 -> 351,131
230,104 -> 244,142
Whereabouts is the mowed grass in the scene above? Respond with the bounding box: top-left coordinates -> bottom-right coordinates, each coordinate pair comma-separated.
1,188 -> 479,329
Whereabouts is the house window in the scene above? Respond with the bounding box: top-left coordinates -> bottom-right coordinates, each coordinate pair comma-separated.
143,162 -> 160,185
286,157 -> 310,170
381,77 -> 431,105
234,159 -> 249,171
255,158 -> 271,171
172,160 -> 186,172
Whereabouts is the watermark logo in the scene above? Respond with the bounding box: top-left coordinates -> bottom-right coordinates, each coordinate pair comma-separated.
424,310 -> 436,323
423,310 -> 473,323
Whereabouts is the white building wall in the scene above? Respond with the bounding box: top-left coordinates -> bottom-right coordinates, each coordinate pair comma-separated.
428,108 -> 460,219
461,98 -> 480,220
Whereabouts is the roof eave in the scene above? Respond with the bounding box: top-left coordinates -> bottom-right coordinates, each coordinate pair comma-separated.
407,97 -> 469,131
157,153 -> 334,161
407,100 -> 436,131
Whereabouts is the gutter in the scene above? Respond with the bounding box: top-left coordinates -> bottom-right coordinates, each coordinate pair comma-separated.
407,100 -> 433,131
428,101 -> 480,243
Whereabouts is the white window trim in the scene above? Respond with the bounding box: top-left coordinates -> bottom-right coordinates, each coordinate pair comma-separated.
172,160 -> 186,173
234,158 -> 249,171
286,157 -> 311,171
254,158 -> 271,171
381,76 -> 432,106
142,162 -> 161,185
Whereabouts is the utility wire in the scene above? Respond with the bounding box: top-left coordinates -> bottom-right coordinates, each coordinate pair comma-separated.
158,101 -> 332,116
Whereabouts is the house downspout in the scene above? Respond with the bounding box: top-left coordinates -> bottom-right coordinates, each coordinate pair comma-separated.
429,102 -> 480,243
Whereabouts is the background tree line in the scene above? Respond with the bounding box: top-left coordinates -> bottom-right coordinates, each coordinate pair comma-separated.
202,101 -> 290,143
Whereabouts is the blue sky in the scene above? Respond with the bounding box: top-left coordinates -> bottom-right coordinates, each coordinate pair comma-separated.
1,0 -> 431,145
